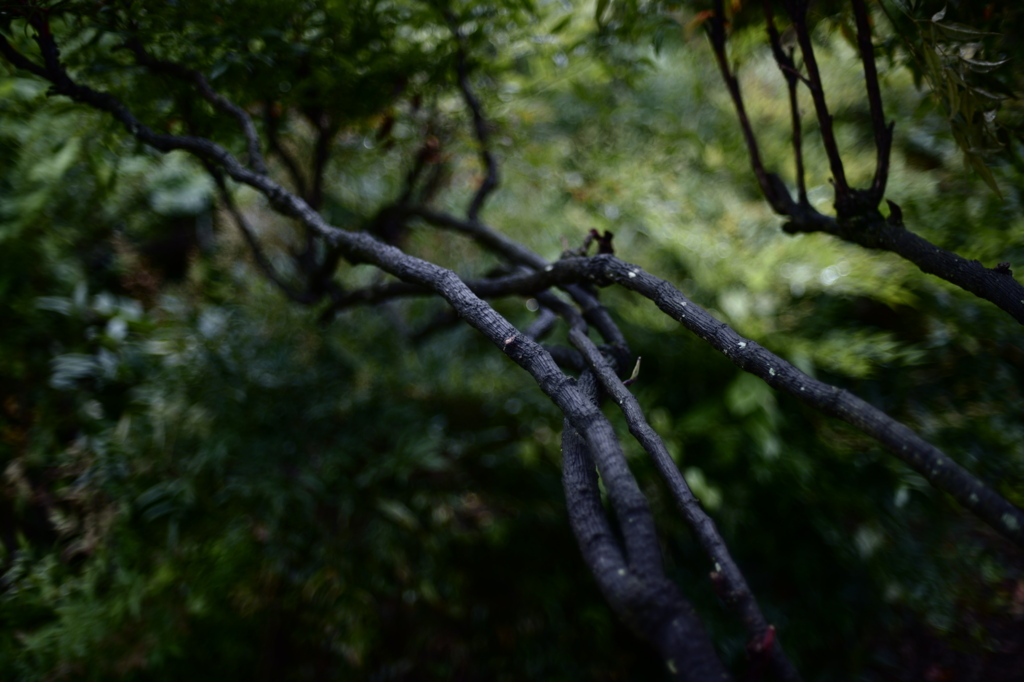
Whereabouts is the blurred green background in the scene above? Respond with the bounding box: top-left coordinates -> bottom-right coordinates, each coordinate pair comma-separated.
2,1 -> 1023,680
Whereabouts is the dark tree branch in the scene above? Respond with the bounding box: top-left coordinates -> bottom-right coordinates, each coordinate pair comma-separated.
315,269 -> 542,310
782,213 -> 1024,324
1,36 -> 745,674
764,0 -> 808,204
11,15 -> 1023,678
850,0 -> 894,202
445,12 -> 499,223
308,118 -> 336,211
709,1 -> 790,214
123,39 -> 268,176
208,168 -> 319,305
567,325 -> 801,681
561,373 -> 732,682
544,255 -> 1024,548
412,208 -> 627,346
780,0 -> 851,206
711,2 -> 1024,324
263,102 -> 310,199
524,306 -> 560,342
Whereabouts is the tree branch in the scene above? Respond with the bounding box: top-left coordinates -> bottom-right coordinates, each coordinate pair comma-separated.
445,11 -> 500,223
850,0 -> 894,202
780,0 -> 851,206
561,373 -> 732,681
124,38 -> 268,176
709,1 -> 791,214
548,254 -> 1024,547
208,168 -> 319,305
711,2 -> 1024,324
764,0 -> 808,204
567,323 -> 801,681
263,102 -> 309,199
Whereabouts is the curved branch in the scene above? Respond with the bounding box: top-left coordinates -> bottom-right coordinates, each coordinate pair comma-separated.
567,325 -> 801,681
445,12 -> 499,222
209,169 -> 319,304
124,39 -> 268,175
549,254 -> 1024,547
782,212 -> 1024,324
562,373 -> 731,682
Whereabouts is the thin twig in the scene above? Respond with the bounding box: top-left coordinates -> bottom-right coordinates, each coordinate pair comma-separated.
208,168 -> 318,304
780,0 -> 850,204
263,102 -> 309,198
764,0 -> 808,204
709,0 -> 791,213
124,38 -> 268,175
850,0 -> 894,201
445,11 -> 499,223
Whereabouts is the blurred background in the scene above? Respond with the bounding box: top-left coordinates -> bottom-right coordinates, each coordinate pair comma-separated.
2,1 -> 1023,679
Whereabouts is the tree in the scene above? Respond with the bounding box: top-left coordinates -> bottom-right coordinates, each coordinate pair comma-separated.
1,1 -> 1022,679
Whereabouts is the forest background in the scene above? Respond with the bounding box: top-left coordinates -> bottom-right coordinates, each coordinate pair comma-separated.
1,0 -> 1023,680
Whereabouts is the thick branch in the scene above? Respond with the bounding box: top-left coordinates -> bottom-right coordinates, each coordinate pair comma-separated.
548,254 -> 1024,547
568,327 -> 801,681
6,37 -> 741,671
782,214 -> 1024,325
562,374 -> 731,682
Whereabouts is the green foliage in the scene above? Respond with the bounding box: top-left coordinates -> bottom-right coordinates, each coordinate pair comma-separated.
877,0 -> 1019,193
2,1 -> 1023,680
